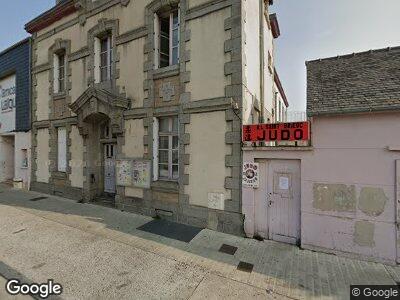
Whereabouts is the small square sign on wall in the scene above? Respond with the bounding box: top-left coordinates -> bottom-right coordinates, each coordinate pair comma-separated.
243,162 -> 259,188
208,193 -> 225,210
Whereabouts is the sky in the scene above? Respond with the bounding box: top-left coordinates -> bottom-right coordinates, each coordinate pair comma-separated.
1,1 -> 400,112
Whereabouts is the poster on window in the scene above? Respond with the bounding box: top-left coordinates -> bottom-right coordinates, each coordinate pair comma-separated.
242,162 -> 259,188
132,160 -> 151,189
116,159 -> 132,186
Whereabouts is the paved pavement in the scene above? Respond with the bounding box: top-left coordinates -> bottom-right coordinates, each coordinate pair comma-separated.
0,185 -> 399,299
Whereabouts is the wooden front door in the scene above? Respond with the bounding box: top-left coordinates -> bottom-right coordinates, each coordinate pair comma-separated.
267,160 -> 301,244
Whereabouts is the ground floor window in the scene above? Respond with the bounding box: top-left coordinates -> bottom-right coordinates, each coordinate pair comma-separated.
57,127 -> 67,172
153,116 -> 179,181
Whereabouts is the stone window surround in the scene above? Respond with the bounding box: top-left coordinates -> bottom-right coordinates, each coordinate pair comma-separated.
48,39 -> 72,119
56,126 -> 68,174
155,5 -> 180,69
87,18 -> 120,93
49,120 -> 74,182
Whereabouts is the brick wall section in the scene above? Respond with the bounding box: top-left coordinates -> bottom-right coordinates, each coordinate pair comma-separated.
0,38 -> 31,131
307,46 -> 400,116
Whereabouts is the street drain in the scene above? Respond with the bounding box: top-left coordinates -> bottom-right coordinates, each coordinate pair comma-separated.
219,244 -> 238,255
237,261 -> 254,273
29,197 -> 48,201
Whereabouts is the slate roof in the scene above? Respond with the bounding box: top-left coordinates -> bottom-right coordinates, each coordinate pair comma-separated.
306,46 -> 400,116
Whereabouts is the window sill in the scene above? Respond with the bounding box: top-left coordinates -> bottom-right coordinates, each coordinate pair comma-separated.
153,64 -> 179,79
53,171 -> 68,179
53,92 -> 66,100
151,180 -> 179,193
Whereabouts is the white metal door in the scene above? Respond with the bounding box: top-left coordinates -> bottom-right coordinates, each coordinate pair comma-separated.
104,143 -> 116,194
267,160 -> 301,244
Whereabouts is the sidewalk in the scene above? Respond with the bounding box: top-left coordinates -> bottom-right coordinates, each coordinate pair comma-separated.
0,185 -> 399,299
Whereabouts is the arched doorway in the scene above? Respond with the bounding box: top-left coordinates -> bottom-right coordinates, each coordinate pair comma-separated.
69,87 -> 129,203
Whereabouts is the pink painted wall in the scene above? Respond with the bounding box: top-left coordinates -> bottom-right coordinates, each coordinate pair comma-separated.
242,112 -> 400,264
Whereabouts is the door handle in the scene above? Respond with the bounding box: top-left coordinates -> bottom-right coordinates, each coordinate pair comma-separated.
269,200 -> 273,206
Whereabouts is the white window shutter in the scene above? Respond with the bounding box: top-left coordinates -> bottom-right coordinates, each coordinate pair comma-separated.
94,37 -> 101,83
57,127 -> 67,172
154,13 -> 160,69
152,117 -> 159,181
53,54 -> 59,93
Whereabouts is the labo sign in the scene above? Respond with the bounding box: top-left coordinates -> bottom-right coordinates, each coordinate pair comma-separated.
0,74 -> 16,133
242,121 -> 310,142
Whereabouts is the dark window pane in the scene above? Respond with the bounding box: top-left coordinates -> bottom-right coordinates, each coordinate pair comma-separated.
159,164 -> 169,178
159,118 -> 170,132
101,38 -> 108,52
172,150 -> 179,164
172,136 -> 179,149
101,53 -> 108,67
172,165 -> 179,179
101,68 -> 108,82
160,18 -> 170,35
59,80 -> 65,92
159,136 -> 169,149
159,150 -> 168,163
160,55 -> 169,68
160,35 -> 169,55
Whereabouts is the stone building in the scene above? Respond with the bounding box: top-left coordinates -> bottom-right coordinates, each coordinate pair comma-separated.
0,38 -> 31,189
25,0 -> 280,235
243,47 -> 400,264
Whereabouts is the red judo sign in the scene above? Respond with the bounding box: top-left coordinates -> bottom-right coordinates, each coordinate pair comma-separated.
243,121 -> 310,142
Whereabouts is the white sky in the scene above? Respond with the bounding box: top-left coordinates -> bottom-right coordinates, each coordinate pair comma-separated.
271,0 -> 400,112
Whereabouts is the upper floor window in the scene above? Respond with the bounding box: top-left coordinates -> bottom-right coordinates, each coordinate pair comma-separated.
53,51 -> 66,93
58,53 -> 65,92
155,8 -> 180,69
100,35 -> 113,82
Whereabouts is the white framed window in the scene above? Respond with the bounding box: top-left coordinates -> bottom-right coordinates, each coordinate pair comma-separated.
53,52 -> 66,93
58,53 -> 65,92
153,116 -> 179,181
154,8 -> 180,69
94,35 -> 113,83
57,127 -> 67,172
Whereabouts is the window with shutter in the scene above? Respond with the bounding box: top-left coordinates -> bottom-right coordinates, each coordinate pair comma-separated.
154,116 -> 179,181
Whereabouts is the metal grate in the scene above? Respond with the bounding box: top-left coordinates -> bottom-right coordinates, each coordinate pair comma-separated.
237,261 -> 254,273
219,244 -> 238,255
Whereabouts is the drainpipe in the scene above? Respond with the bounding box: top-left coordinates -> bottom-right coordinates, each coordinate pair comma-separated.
259,0 -> 265,123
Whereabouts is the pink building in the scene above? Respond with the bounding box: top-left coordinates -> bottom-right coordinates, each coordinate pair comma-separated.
242,47 -> 400,265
